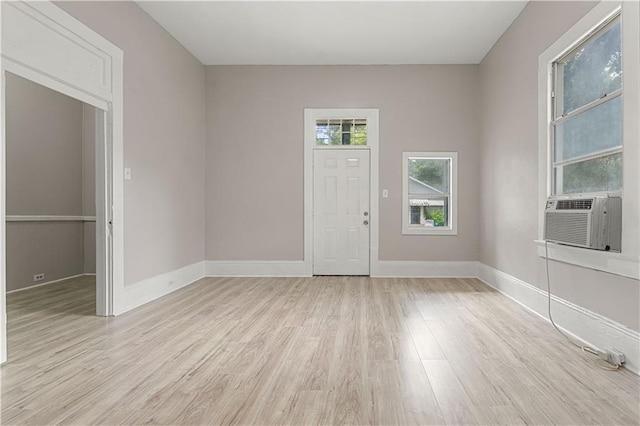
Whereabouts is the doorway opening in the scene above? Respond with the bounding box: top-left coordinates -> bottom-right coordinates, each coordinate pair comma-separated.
1,1 -> 124,364
4,72 -> 103,309
303,108 -> 380,277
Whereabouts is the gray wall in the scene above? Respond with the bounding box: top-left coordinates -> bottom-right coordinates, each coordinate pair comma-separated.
58,1 -> 207,286
478,1 -> 639,331
6,73 -> 84,216
5,73 -> 94,291
205,65 -> 480,262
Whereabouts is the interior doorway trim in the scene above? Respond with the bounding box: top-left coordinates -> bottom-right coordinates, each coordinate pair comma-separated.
303,108 -> 379,276
0,0 -> 125,363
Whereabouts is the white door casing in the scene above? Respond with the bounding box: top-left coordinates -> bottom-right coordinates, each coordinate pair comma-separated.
314,149 -> 370,275
303,108 -> 379,277
0,0 -> 124,364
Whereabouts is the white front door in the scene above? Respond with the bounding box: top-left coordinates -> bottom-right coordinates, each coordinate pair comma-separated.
313,149 -> 370,275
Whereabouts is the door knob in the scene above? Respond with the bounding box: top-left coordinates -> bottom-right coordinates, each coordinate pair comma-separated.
364,211 -> 369,216
363,220 -> 369,225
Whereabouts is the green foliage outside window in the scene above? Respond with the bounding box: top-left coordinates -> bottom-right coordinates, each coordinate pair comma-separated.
316,120 -> 367,145
425,208 -> 445,227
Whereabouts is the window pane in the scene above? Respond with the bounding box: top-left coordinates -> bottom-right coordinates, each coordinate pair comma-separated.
556,152 -> 622,195
341,121 -> 351,145
559,18 -> 621,115
408,158 -> 449,193
553,95 -> 622,162
351,123 -> 367,145
316,119 -> 367,146
410,206 -> 421,225
408,196 -> 449,227
316,122 -> 342,145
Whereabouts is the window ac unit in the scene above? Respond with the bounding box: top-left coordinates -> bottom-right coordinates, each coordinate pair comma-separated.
544,195 -> 621,252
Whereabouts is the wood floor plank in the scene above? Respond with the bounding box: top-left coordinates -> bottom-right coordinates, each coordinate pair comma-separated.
2,275 -> 638,425
422,359 -> 487,425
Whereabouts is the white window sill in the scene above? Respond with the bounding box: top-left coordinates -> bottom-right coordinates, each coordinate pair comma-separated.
535,240 -> 639,280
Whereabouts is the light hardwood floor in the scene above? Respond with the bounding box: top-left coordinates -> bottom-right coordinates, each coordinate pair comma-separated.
1,275 -> 639,425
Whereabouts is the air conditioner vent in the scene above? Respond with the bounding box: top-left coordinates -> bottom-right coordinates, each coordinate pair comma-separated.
544,212 -> 589,246
556,199 -> 593,210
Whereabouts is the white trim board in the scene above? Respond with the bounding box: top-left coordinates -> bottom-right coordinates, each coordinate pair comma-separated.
371,260 -> 478,278
205,259 -> 479,278
6,215 -> 97,222
206,261 -> 307,277
477,262 -> 640,375
119,261 -> 206,315
535,240 -> 639,280
6,273 -> 93,294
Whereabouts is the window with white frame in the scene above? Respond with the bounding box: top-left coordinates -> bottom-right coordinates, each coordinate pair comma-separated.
402,152 -> 457,235
538,1 -> 640,279
551,14 -> 622,196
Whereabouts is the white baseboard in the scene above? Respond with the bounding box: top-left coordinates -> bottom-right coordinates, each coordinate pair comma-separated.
477,263 -> 640,374
372,260 -> 479,278
205,260 -> 307,277
205,259 -> 478,278
120,261 -> 206,314
7,273 -> 93,294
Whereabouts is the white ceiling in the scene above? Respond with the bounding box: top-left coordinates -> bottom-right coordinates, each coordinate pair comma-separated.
137,1 -> 528,65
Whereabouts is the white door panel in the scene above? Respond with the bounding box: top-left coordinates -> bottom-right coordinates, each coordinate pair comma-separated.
314,150 -> 370,275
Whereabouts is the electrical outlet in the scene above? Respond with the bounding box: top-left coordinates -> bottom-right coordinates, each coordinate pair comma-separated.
604,347 -> 625,366
33,273 -> 45,282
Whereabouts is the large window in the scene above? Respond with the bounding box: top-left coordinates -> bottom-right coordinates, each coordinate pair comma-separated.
551,15 -> 622,195
402,152 -> 457,235
538,1 -> 640,279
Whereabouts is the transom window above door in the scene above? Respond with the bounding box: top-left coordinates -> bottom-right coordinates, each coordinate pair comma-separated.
315,118 -> 367,146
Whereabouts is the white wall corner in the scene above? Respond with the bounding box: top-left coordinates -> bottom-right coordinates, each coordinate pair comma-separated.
205,261 -> 308,277
477,263 -> 640,375
372,260 -> 479,278
118,261 -> 206,315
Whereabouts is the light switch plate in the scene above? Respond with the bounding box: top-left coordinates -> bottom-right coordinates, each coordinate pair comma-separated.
124,168 -> 132,180
382,189 -> 389,198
